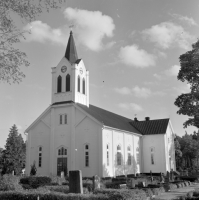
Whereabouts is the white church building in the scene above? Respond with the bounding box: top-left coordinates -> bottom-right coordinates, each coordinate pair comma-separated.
25,31 -> 176,177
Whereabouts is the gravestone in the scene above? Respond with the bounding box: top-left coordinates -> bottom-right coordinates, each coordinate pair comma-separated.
127,178 -> 135,188
61,171 -> 64,179
119,184 -> 127,189
69,170 -> 83,194
166,171 -> 170,183
150,170 -> 153,182
93,175 -> 100,191
170,169 -> 174,181
160,172 -> 165,183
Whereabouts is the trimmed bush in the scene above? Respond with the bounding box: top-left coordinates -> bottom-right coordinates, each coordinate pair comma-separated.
45,185 -> 69,194
0,174 -> 23,191
0,190 -> 109,200
150,188 -> 161,196
142,188 -> 153,198
83,179 -> 93,192
94,188 -> 147,200
20,176 -> 51,189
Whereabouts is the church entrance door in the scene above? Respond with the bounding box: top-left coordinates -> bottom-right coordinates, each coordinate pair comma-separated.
57,157 -> 67,176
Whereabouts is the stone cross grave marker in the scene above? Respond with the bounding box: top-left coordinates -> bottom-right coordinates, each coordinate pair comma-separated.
93,175 -> 100,191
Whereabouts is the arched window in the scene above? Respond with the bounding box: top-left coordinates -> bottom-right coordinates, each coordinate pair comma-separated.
117,145 -> 122,165
127,146 -> 131,165
107,144 -> 109,166
38,146 -> 42,167
151,147 -> 155,165
85,144 -> 89,167
136,147 -> 139,164
66,74 -> 70,92
78,76 -> 80,92
82,78 -> 85,94
57,75 -> 62,93
58,147 -> 67,156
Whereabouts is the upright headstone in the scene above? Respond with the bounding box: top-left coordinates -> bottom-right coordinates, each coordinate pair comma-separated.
69,170 -> 83,194
12,170 -> 14,176
160,172 -> 165,183
93,175 -> 100,191
150,170 -> 153,182
127,178 -> 135,188
61,171 -> 65,179
170,169 -> 174,181
166,171 -> 170,183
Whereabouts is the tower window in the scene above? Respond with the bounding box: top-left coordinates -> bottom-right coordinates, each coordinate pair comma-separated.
117,145 -> 122,165
78,76 -> 80,92
58,147 -> 67,156
57,75 -> 62,93
82,78 -> 85,94
38,146 -> 42,167
85,144 -> 89,167
66,74 -> 70,92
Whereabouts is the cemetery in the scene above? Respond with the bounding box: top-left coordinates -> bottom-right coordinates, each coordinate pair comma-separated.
0,169 -> 199,200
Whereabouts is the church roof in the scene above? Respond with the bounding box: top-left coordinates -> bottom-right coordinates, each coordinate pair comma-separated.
77,103 -> 141,134
65,31 -> 78,64
77,103 -> 170,135
130,118 -> 170,135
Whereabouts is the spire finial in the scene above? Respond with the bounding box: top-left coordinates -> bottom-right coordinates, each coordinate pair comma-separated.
69,24 -> 74,34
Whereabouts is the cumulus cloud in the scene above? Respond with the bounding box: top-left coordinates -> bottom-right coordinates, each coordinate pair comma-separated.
153,73 -> 163,81
118,103 -> 143,112
170,13 -> 198,26
142,22 -> 194,50
119,45 -> 156,68
64,7 -> 115,51
114,87 -> 132,95
164,65 -> 180,76
24,21 -> 67,44
132,86 -> 151,98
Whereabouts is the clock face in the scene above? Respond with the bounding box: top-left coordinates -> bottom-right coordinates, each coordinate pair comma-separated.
61,66 -> 67,73
79,68 -> 83,75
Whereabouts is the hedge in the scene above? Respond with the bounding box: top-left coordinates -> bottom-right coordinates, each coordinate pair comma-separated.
0,191 -> 109,200
94,188 -> 147,200
20,176 -> 51,188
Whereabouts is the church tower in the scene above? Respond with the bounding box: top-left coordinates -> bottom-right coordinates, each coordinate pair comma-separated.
51,31 -> 89,107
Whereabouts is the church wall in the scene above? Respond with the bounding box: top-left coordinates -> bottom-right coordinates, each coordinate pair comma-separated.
102,128 -> 141,177
26,119 -> 51,176
164,123 -> 176,172
142,134 -> 166,173
75,108 -> 102,177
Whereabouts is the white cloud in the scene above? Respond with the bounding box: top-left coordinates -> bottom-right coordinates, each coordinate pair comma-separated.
132,86 -> 151,98
24,21 -> 67,44
118,103 -> 143,112
153,73 -> 163,80
64,7 -> 115,51
173,84 -> 190,94
164,65 -> 180,76
142,22 -> 194,50
114,87 -> 131,95
119,45 -> 156,68
171,13 -> 198,26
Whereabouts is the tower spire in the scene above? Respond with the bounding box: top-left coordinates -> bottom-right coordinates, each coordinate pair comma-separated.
65,31 -> 78,64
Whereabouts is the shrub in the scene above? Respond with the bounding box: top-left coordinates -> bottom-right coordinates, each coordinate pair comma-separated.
142,188 -> 153,198
49,175 -> 66,185
0,190 -> 109,200
0,174 -> 23,191
94,188 -> 147,200
150,188 -> 161,196
83,179 -> 93,192
30,161 -> 37,176
20,176 -> 51,189
45,185 -> 69,194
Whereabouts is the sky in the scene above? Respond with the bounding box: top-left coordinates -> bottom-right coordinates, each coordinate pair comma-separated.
1,0 -> 199,148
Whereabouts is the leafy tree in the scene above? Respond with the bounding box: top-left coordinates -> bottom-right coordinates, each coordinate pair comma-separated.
174,39 -> 199,128
1,124 -> 26,175
174,136 -> 182,170
0,0 -> 64,83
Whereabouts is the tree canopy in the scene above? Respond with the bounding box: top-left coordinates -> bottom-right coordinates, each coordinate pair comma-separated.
174,39 -> 199,128
1,124 -> 26,175
0,0 -> 63,83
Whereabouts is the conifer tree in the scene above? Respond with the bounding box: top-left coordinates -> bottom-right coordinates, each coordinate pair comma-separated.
2,124 -> 26,175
